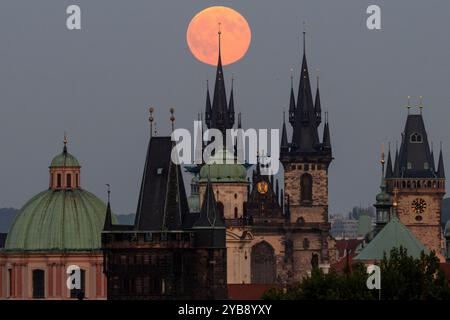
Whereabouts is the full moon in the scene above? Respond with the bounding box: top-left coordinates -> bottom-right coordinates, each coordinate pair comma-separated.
186,6 -> 252,66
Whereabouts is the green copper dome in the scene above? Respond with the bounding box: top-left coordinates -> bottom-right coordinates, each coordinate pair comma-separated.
50,150 -> 80,167
5,189 -> 111,251
199,148 -> 247,183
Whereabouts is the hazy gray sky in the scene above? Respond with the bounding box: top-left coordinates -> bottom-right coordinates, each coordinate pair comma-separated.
1,0 -> 450,216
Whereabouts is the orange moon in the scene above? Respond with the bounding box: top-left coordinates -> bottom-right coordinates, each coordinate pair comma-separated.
186,6 -> 252,66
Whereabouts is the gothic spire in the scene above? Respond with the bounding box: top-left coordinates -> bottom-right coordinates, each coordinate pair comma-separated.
322,112 -> 331,150
228,76 -> 235,127
393,146 -> 400,177
438,145 -> 445,178
209,25 -> 232,135
315,75 -> 322,125
288,69 -> 296,125
103,184 -> 113,231
385,145 -> 393,179
290,28 -> 320,153
205,79 -> 212,127
281,111 -> 289,155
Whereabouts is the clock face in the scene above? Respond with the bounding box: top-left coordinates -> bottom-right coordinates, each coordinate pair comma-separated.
411,198 -> 427,214
257,181 -> 269,194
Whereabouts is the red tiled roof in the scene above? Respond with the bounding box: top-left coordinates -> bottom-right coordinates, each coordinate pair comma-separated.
227,284 -> 277,300
335,239 -> 364,259
331,253 -> 356,273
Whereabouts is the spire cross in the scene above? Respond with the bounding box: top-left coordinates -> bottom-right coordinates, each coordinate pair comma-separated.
302,21 -> 306,54
106,184 -> 111,203
218,22 -> 222,57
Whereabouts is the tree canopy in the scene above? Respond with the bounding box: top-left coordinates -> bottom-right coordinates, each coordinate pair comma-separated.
263,247 -> 450,300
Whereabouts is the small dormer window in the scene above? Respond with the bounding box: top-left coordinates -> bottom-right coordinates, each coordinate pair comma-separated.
407,162 -> 412,169
157,168 -> 163,175
410,133 -> 423,143
424,162 -> 429,170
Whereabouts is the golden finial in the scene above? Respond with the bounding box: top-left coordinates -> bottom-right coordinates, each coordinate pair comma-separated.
392,188 -> 399,208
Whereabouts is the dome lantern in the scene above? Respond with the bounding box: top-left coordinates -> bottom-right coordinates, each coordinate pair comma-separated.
49,136 -> 81,190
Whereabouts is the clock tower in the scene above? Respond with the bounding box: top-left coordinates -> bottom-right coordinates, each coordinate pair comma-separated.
385,107 -> 446,256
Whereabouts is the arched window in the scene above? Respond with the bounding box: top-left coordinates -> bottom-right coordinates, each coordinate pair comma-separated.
234,207 -> 238,219
32,269 -> 45,299
70,269 -> 86,299
251,241 -> 276,284
67,173 -> 72,189
301,173 -> 313,204
410,133 -> 423,143
57,174 -> 62,189
76,173 -> 79,188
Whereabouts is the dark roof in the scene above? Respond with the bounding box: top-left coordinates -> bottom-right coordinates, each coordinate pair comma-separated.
0,233 -> 7,248
134,136 -> 190,231
228,284 -> 277,300
335,238 -> 364,259
396,114 -> 436,178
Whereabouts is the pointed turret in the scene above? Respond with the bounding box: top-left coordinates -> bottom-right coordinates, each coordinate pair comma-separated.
193,179 -> 226,248
205,80 -> 212,128
385,147 -> 393,179
194,180 -> 224,228
393,147 -> 400,178
228,77 -> 235,127
288,71 -> 296,125
281,111 -> 289,156
314,76 -> 322,125
322,112 -> 331,150
103,200 -> 113,231
438,147 -> 445,178
430,143 -> 436,172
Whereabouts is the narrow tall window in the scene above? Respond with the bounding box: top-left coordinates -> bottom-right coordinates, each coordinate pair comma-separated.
67,173 -> 72,189
32,269 -> 45,299
75,173 -> 79,188
57,174 -> 62,188
301,173 -> 313,204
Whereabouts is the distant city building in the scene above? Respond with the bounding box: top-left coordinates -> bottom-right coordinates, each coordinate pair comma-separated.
0,139 -> 111,299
